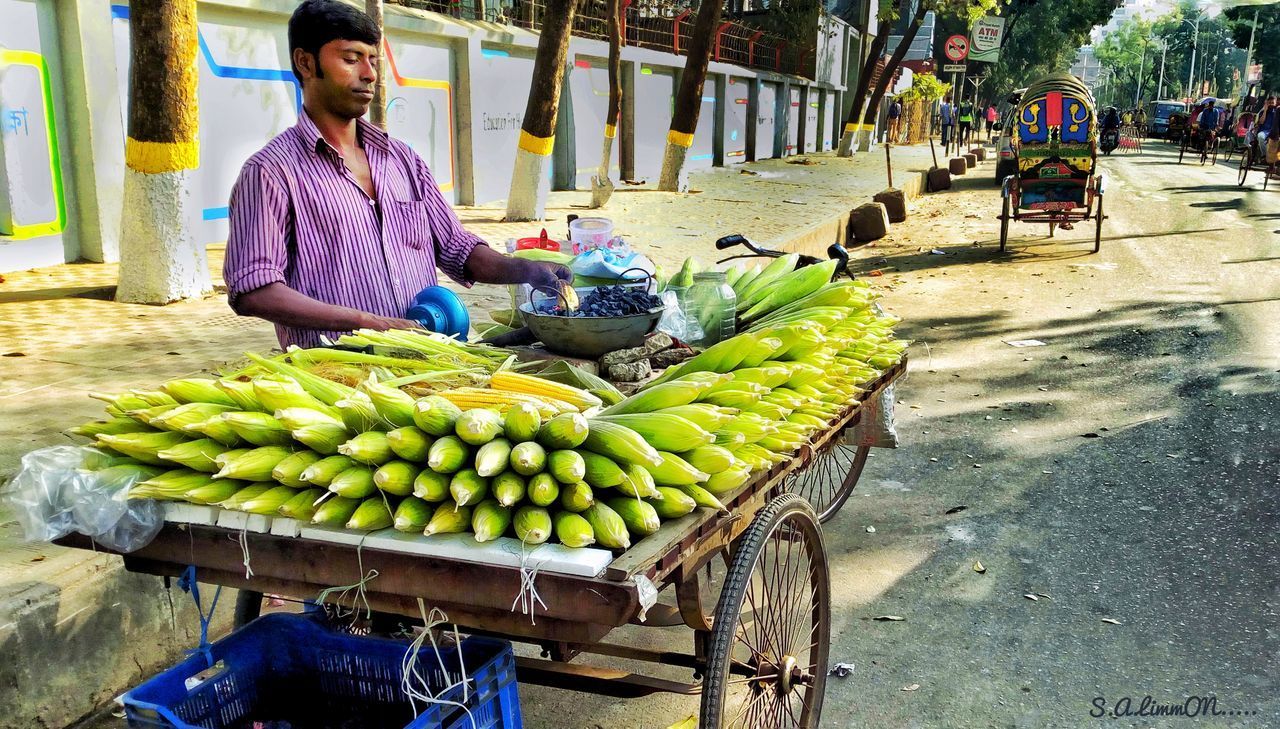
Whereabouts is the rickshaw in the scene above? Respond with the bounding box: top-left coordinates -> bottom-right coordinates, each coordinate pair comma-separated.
998,73 -> 1105,253
1223,111 -> 1254,161
1166,110 -> 1190,143
1178,98 -> 1221,165
1237,118 -> 1275,190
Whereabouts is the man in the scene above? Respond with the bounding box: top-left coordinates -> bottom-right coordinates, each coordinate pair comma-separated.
985,103 -> 997,143
939,95 -> 955,151
224,0 -> 569,348
1258,96 -> 1280,169
1199,99 -> 1221,132
886,97 -> 902,143
958,101 -> 973,147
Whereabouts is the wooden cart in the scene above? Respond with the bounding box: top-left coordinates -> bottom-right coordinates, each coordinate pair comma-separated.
59,360 -> 904,727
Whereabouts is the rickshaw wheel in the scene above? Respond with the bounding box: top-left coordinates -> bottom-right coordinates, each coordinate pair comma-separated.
1238,147 -> 1252,187
1179,136 -> 1188,164
1094,194 -> 1104,253
999,194 -> 1010,252
783,441 -> 870,523
700,494 -> 830,729
1048,222 -> 1056,238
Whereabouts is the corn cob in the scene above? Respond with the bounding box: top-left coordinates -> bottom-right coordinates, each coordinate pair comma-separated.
471,500 -> 511,542
373,461 -> 419,496
553,511 -> 596,547
643,452 -> 710,487
642,334 -> 757,387
329,465 -> 377,499
674,372 -> 735,386
242,485 -> 301,515
274,406 -> 343,431
757,435 -> 804,454
737,443 -> 786,466
386,426 -> 432,462
214,446 -> 294,481
413,395 -> 463,436
649,487 -> 698,519
703,465 -> 752,495
128,469 -> 215,500
547,450 -> 586,483
88,391 -> 160,416
427,435 -> 470,473
509,441 -> 547,476
455,408 -> 504,446
474,438 -> 513,478
302,455 -> 356,487
359,380 -> 417,428
182,477 -> 248,505
254,374 -> 335,416
729,446 -> 770,470
423,501 -> 472,536
583,502 -> 630,549
245,352 -> 356,407
489,371 -> 602,411
734,252 -> 800,304
730,264 -> 760,297
338,431 -> 394,466
88,463 -> 165,492
537,413 -> 589,449
503,402 -> 542,443
67,417 -> 157,439
492,470 -> 527,507
393,496 -> 433,532
676,483 -> 729,513
739,259 -> 840,322
513,505 -> 552,544
450,469 -> 489,506
657,404 -> 737,432
436,388 -> 571,419
219,412 -> 293,446
413,469 -> 451,502
746,402 -> 791,421
209,483 -> 273,511
787,412 -> 829,430
311,495 -> 361,526
153,403 -> 238,436
290,424 -> 350,455
527,473 -> 560,507
728,366 -> 794,388
558,481 -> 594,512
193,414 -> 245,447
335,391 -> 382,433
618,463 -> 662,499
737,336 -> 785,369
598,380 -> 709,416
346,497 -> 394,531
580,452 -> 626,488
582,420 -> 662,467
593,414 -> 713,453
161,378 -> 239,407
156,438 -> 230,473
607,498 -> 661,537
216,379 -> 266,413
278,488 -> 326,520
681,445 -> 736,475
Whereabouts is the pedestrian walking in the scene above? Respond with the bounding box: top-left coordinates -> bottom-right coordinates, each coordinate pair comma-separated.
985,103 -> 997,143
958,102 -> 973,147
887,97 -> 903,143
939,95 -> 955,151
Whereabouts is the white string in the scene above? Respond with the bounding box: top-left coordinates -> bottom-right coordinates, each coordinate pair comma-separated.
235,529 -> 254,580
505,541 -> 548,625
315,539 -> 378,622
400,600 -> 477,728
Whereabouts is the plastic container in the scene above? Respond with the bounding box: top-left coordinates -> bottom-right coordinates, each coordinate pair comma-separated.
122,613 -> 522,729
681,271 -> 737,347
567,217 -> 614,253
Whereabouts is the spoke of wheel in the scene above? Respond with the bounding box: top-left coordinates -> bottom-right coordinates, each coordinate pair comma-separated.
729,681 -> 774,727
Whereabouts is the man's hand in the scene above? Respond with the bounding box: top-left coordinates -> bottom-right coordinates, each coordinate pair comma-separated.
521,260 -> 574,292
360,313 -> 422,331
465,245 -> 574,290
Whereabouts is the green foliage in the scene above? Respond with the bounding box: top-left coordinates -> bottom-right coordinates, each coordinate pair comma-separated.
898,72 -> 950,103
1223,5 -> 1276,95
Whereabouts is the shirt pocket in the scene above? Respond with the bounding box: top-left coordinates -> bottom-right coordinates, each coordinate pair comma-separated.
386,200 -> 433,251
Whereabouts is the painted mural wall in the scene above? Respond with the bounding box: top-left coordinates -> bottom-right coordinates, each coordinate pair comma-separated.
756,81 -> 778,161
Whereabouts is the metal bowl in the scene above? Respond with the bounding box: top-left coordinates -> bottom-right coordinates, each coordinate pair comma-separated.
518,302 -> 664,359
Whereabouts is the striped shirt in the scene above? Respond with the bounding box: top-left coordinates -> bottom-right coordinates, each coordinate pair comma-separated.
223,110 -> 485,348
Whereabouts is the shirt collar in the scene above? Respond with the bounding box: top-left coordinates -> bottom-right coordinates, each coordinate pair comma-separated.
295,108 -> 391,157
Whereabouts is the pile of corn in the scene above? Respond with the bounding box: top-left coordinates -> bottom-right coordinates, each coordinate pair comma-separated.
64,278 -> 903,550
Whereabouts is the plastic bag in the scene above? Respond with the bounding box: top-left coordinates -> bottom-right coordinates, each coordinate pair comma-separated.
570,246 -> 654,281
656,289 -> 703,342
846,384 -> 899,448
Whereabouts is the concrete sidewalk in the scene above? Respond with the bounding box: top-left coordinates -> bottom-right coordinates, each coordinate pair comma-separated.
0,142 -> 959,728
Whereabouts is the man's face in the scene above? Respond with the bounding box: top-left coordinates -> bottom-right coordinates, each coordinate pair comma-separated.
297,39 -> 379,120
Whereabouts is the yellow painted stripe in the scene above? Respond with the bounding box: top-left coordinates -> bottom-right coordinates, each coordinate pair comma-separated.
605,124 -> 617,139
126,138 -> 199,173
667,129 -> 694,148
518,130 -> 555,156
844,122 -> 873,133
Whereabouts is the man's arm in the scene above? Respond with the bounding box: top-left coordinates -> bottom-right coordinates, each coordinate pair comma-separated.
465,244 -> 572,290
236,283 -> 417,332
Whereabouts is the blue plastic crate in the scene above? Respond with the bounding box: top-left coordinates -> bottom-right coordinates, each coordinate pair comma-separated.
123,613 -> 522,729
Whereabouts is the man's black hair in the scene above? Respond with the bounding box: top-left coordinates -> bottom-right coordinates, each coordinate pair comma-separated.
288,0 -> 381,82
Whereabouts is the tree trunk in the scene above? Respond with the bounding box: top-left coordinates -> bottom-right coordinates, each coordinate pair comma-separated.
115,0 -> 209,304
505,0 -> 578,220
367,0 -> 387,130
837,27 -> 890,156
658,0 -> 723,191
589,0 -> 622,206
860,5 -> 927,140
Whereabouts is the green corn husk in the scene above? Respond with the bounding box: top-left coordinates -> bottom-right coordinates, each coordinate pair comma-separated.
161,378 -> 238,407
85,463 -> 165,493
503,402 -> 542,443
427,435 -> 470,474
471,499 -> 511,543
91,390 -> 174,414
474,438 -> 513,478
703,465 -> 752,494
413,395 -> 463,437
291,423 -> 351,455
413,469 -> 451,502
714,430 -> 747,448
98,431 -> 190,466
216,483 -> 274,510
644,452 -> 710,487
393,496 -> 434,532
374,460 -> 418,496
184,478 -> 250,505
593,414 -> 713,453
275,406 -> 345,431
527,473 -> 560,508
450,469 -> 489,507
329,465 -> 377,498
559,481 -> 594,512
657,404 -> 737,433
302,455 -> 356,487
213,445 -> 294,481
335,391 -> 383,433
215,379 -> 266,412
681,445 -> 736,475
156,438 -> 230,473
193,413 -> 245,447
386,426 -> 432,462
513,505 -> 552,545
338,431 -> 394,466
492,471 -> 527,507
580,452 -> 626,488
254,374 -> 335,416
278,488 -> 326,520
126,403 -> 181,426
242,485 -> 302,515
508,441 -> 547,477
152,403 -> 238,436
246,352 -> 357,406
582,421 -> 663,468
455,408 -> 504,446
359,380 -> 417,428
649,487 -> 698,518
599,380 -> 711,416
553,511 -> 596,548
67,417 -> 157,439
583,502 -> 630,549
311,495 -> 361,526
676,483 -> 730,513
272,451 -> 323,488
547,450 -> 586,484
220,411 -> 294,446
536,413 -> 589,449
79,448 -> 135,471
423,501 -> 472,536
621,462 -> 662,500
128,469 -> 217,500
346,498 -> 394,531
607,497 -> 661,537
735,252 -> 801,304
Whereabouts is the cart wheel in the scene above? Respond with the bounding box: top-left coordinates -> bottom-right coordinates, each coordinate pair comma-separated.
1093,193 -> 1104,254
999,193 -> 1010,252
1048,222 -> 1056,238
1179,138 -> 1187,164
784,442 -> 870,523
1238,147 -> 1252,187
701,493 -> 830,729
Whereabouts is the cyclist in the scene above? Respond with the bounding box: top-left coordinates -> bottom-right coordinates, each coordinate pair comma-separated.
1198,100 -> 1222,160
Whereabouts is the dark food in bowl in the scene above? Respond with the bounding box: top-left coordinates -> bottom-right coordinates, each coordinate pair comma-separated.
538,286 -> 662,318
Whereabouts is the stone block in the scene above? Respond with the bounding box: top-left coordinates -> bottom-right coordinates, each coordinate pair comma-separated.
873,188 -> 908,223
928,167 -> 953,191
948,157 -> 967,175
969,147 -> 987,161
848,202 -> 890,242
598,332 -> 674,367
649,347 -> 695,370
963,154 -> 978,169
608,359 -> 653,382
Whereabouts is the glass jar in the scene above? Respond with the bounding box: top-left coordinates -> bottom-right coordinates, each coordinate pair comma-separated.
682,271 -> 737,347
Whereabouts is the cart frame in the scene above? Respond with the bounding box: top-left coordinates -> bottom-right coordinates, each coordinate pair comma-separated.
998,173 -> 1106,254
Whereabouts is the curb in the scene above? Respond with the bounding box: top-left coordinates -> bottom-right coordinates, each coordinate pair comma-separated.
780,166 -> 931,258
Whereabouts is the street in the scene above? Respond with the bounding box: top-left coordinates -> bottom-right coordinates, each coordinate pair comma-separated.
511,142 -> 1280,727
